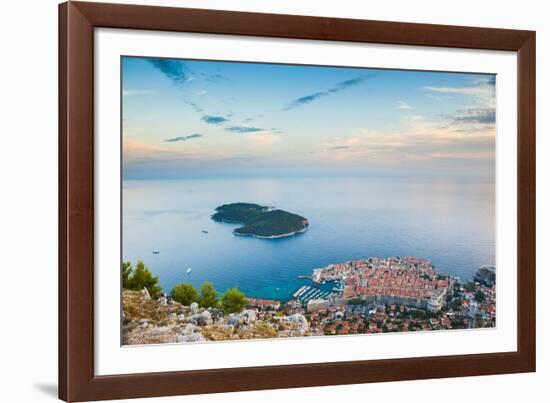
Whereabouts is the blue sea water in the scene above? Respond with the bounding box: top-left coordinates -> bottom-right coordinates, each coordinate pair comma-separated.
122,177 -> 495,300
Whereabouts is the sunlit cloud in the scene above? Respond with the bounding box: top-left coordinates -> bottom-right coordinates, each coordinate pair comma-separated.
250,132 -> 281,146
423,77 -> 496,108
320,114 -> 495,164
396,100 -> 413,110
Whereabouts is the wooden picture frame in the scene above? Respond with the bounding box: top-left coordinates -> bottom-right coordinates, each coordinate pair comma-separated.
59,1 -> 536,401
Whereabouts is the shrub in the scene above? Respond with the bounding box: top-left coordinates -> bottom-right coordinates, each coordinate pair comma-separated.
171,283 -> 199,306
464,282 -> 476,292
474,290 -> 486,303
122,261 -> 133,289
122,261 -> 162,299
199,281 -> 218,308
221,288 -> 248,313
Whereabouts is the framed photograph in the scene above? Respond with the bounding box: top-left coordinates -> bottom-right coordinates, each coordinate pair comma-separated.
59,1 -> 536,401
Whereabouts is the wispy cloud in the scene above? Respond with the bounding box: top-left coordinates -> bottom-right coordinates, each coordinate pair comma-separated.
451,107 -> 495,125
148,59 -> 189,85
396,100 -> 412,110
183,99 -> 203,113
250,132 -> 281,146
320,114 -> 495,164
423,77 -> 495,108
225,126 -> 263,133
284,74 -> 375,110
123,89 -> 156,97
148,59 -> 225,86
164,134 -> 203,142
201,115 -> 229,125
203,73 -> 225,82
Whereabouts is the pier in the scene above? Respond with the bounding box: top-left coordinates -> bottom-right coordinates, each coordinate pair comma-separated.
291,285 -> 333,305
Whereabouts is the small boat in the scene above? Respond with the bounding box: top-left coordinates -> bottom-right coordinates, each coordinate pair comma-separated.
186,267 -> 192,275
152,250 -> 160,254
202,229 -> 209,234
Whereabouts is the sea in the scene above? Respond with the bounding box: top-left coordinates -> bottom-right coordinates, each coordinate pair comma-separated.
122,177 -> 495,301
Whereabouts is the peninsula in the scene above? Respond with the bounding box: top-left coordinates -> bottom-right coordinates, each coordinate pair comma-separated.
211,203 -> 309,238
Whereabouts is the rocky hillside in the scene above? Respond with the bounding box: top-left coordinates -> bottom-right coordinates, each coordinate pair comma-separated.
122,289 -> 311,345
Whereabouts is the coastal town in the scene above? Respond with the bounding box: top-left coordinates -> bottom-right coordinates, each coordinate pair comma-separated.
123,256 -> 496,344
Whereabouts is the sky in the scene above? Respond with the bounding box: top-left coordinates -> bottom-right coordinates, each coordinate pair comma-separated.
122,56 -> 496,181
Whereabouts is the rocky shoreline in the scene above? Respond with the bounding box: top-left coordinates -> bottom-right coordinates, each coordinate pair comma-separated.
233,224 -> 308,239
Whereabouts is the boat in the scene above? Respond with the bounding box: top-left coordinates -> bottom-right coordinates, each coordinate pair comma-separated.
202,229 -> 209,234
152,251 -> 160,254
186,268 -> 192,275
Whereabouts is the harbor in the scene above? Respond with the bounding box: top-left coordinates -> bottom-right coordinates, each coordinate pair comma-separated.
291,282 -> 338,305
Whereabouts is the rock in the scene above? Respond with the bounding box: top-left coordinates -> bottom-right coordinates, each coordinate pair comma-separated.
140,287 -> 151,301
198,310 -> 213,326
177,314 -> 186,322
178,332 -> 205,343
190,302 -> 199,314
181,323 -> 198,335
178,323 -> 205,342
209,308 -> 223,321
242,310 -> 257,324
288,313 -> 309,333
189,314 -> 202,324
138,319 -> 148,329
158,295 -> 168,306
168,313 -> 177,321
228,314 -> 243,327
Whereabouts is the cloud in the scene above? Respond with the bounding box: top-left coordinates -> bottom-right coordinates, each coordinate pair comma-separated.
123,137 -> 190,164
451,107 -> 495,125
396,101 -> 412,110
423,77 -> 495,108
148,59 -> 189,85
201,115 -> 229,125
148,59 -> 226,86
224,126 -> 284,140
204,73 -> 225,82
183,99 -> 203,113
225,126 -> 263,133
284,74 -> 375,110
123,89 -> 156,97
250,133 -> 281,146
164,134 -> 203,142
320,114 -> 495,165
223,125 -> 283,146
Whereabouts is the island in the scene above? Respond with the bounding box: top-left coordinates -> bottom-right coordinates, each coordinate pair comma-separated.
211,202 -> 309,239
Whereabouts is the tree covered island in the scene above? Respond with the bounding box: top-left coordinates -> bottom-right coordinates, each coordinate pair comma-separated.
211,202 -> 309,238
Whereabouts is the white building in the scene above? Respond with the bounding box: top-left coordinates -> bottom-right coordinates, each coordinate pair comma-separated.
307,298 -> 329,313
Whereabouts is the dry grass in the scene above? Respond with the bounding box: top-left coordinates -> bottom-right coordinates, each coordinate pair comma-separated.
122,289 -> 167,323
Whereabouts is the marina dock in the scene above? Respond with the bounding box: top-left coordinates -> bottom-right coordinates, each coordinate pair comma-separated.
292,285 -> 333,304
